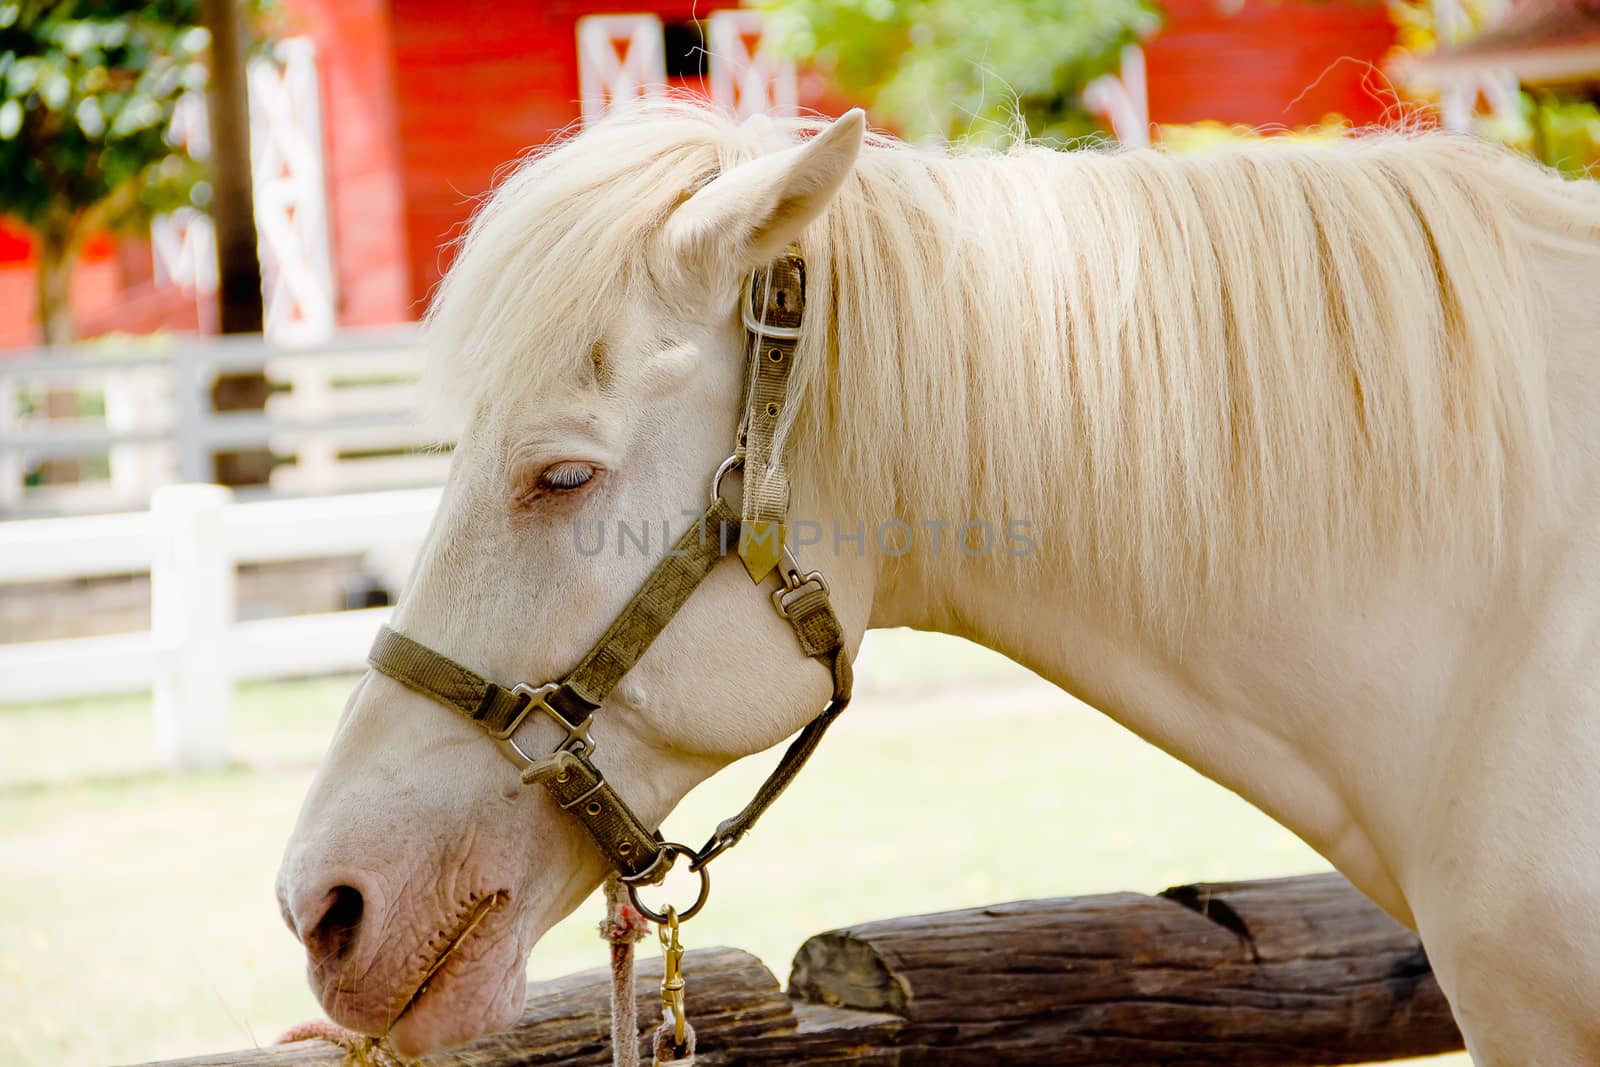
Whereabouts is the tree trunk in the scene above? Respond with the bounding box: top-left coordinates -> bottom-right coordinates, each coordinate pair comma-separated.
36,225 -> 74,347
36,222 -> 80,484
202,0 -> 275,487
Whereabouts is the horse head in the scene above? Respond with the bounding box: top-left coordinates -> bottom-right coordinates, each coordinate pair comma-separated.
274,107 -> 873,1055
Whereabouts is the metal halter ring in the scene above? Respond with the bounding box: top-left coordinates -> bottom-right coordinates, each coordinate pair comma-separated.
621,842 -> 712,923
711,454 -> 742,504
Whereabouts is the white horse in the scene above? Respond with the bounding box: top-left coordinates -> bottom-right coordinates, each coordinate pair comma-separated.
276,103 -> 1600,1062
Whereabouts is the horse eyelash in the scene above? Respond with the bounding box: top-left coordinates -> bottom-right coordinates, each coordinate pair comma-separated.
538,462 -> 597,491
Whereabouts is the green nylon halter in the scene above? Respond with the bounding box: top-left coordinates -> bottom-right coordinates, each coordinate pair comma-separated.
365,251 -> 851,919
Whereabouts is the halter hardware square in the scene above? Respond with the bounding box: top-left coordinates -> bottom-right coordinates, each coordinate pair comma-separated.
493,681 -> 596,762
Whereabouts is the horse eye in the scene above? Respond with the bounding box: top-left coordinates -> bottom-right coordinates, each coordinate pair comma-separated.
537,462 -> 597,492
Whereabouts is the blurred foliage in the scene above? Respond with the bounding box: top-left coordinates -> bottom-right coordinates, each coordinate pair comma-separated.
758,0 -> 1162,144
1386,0 -> 1503,54
1517,95 -> 1600,178
0,1 -> 213,236
1155,118 -> 1354,152
1388,0 -> 1600,177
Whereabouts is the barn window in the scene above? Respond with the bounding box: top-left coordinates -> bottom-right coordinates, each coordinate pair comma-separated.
662,20 -> 707,80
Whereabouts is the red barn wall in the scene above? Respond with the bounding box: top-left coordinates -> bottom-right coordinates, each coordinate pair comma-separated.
1146,0 -> 1400,128
0,227 -> 143,348
387,0 -> 753,305
0,223 -> 43,348
0,0 -> 1406,349
386,0 -> 1400,306
280,0 -> 413,326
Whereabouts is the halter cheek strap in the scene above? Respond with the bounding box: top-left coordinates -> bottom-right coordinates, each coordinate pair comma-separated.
736,251 -> 803,583
364,250 -> 851,906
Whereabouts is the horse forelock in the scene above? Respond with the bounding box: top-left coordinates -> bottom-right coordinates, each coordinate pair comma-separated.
419,103 -> 776,425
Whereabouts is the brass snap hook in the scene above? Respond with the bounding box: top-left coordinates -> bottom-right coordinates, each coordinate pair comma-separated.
771,546 -> 830,618
658,906 -> 689,1051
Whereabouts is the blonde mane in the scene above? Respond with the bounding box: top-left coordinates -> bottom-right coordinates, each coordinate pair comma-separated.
427,103 -> 1600,619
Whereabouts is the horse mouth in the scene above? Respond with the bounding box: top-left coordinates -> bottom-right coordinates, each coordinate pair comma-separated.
388,889 -> 509,1032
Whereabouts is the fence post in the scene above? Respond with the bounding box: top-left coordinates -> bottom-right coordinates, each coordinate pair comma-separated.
0,377 -> 20,511
151,483 -> 235,770
172,346 -> 212,484
107,369 -> 175,506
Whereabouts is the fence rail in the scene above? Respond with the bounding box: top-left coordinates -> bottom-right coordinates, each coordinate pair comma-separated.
128,872 -> 1465,1066
0,484 -> 439,768
0,328 -> 448,515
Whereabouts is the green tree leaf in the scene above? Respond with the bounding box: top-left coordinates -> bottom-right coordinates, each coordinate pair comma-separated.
0,1 -> 220,237
760,0 -> 1162,144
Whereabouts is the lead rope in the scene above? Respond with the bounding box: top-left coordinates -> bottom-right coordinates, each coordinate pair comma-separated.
602,879 -> 696,1067
601,877 -> 648,1067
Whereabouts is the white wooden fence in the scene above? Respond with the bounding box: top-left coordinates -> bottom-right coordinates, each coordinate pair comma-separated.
0,327 -> 450,516
0,484 -> 439,769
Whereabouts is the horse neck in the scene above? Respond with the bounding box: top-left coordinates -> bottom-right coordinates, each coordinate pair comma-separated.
859,411 -> 1479,931
829,148 -> 1600,931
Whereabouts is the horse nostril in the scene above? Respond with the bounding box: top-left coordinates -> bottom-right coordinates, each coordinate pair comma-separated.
304,884 -> 365,964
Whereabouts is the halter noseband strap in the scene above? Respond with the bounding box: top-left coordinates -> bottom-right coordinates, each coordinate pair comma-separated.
365,251 -> 851,910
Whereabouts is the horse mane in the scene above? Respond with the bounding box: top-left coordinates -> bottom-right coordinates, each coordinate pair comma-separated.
426,102 -> 1596,620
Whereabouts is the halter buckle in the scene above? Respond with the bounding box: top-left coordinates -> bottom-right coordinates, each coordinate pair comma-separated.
494,682 -> 596,770
741,296 -> 803,340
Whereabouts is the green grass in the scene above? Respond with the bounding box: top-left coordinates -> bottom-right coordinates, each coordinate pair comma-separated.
0,631 -> 1467,1066
0,678 -> 353,788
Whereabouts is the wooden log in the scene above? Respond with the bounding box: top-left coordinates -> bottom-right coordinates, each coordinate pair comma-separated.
787,871 -> 1464,1065
127,947 -> 804,1066
129,873 -> 1465,1066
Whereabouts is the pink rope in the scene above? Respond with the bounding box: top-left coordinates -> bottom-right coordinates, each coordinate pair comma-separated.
600,876 -> 650,1067
601,877 -> 699,1065
652,1013 -> 698,1065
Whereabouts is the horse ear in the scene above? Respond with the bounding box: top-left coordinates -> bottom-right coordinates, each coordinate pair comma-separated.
664,109 -> 866,282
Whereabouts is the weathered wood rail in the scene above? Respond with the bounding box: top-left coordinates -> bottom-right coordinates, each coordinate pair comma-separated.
132,872 -> 1465,1066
